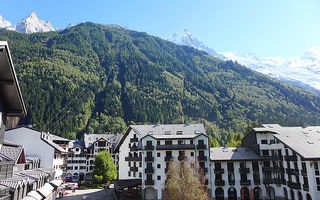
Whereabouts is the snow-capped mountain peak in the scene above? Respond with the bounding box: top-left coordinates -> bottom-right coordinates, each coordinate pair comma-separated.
0,14 -> 11,28
167,30 -> 225,59
6,12 -> 56,34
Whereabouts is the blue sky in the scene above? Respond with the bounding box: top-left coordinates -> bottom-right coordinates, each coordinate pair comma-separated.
1,0 -> 320,58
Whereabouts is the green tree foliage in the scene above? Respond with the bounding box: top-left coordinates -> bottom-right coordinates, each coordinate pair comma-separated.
163,159 -> 209,200
1,23 -> 320,141
92,151 -> 117,183
209,135 -> 220,147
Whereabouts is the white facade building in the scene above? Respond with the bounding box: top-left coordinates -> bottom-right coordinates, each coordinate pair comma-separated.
211,124 -> 320,200
115,123 -> 210,199
66,133 -> 122,182
4,126 -> 69,180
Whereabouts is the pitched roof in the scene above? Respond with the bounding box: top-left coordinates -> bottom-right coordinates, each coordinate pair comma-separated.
84,133 -> 122,148
0,141 -> 24,163
68,140 -> 85,149
41,138 -> 67,153
254,124 -> 320,159
51,134 -> 70,142
210,147 -> 261,161
115,123 -> 206,152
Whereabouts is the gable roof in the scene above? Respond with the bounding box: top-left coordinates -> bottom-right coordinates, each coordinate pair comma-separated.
84,133 -> 122,148
253,124 -> 320,159
0,41 -> 26,117
0,141 -> 24,163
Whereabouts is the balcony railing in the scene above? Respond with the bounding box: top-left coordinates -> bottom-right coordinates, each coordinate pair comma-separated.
286,168 -> 300,175
145,156 -> 154,162
214,168 -> 225,174
239,168 -> 250,174
303,184 -> 309,191
145,145 -> 154,151
156,144 -> 195,150
240,180 -> 251,185
197,156 -> 207,161
228,180 -> 235,185
130,146 -> 138,152
129,167 -> 138,172
215,179 -> 225,186
263,166 -> 281,172
130,138 -> 138,143
263,178 -> 274,184
287,181 -> 301,190
164,156 -> 173,162
285,155 -> 298,161
145,180 -> 154,185
125,156 -> 142,161
197,144 -> 207,149
301,170 -> 307,176
274,179 -> 283,185
145,167 -> 154,174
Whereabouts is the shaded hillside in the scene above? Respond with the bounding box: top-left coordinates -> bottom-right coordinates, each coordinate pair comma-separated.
1,22 -> 320,144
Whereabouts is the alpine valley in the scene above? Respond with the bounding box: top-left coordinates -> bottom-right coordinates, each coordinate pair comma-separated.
1,22 -> 320,145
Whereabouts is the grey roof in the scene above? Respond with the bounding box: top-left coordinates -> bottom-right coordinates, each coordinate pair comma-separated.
84,133 -> 123,148
51,134 -> 70,142
0,142 -> 24,163
131,124 -> 205,138
254,124 -> 320,159
210,147 -> 261,161
0,41 -> 26,117
69,140 -> 85,149
115,123 -> 206,152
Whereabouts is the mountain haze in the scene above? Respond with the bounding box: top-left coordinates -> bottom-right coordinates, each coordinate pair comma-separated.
1,23 -> 320,145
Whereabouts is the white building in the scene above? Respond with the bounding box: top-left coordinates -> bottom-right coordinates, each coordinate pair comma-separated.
211,124 -> 319,200
115,123 -> 210,199
66,133 -> 122,182
5,126 -> 69,180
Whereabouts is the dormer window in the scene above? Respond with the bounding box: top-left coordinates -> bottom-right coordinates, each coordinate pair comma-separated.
165,131 -> 171,135
177,131 -> 183,135
194,130 -> 201,134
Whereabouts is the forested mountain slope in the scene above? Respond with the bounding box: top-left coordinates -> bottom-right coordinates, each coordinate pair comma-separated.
1,22 -> 320,144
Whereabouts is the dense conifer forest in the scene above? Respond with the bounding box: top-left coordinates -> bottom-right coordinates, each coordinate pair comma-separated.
1,22 -> 320,145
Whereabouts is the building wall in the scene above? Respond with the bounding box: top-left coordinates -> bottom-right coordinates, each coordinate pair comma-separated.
5,128 -> 54,168
119,129 -> 137,180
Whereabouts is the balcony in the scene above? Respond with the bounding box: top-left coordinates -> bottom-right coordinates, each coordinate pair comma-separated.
214,168 -> 225,174
145,145 -> 154,151
156,144 -> 195,150
145,156 -> 154,162
228,180 -> 235,185
286,168 -> 299,175
130,138 -> 138,143
274,179 -> 283,185
301,170 -> 307,176
263,166 -> 281,172
197,144 -> 207,149
197,156 -> 207,161
129,167 -> 138,172
287,181 -> 301,190
285,155 -> 298,161
145,180 -> 154,185
259,143 -> 283,150
240,180 -> 251,186
215,179 -> 225,186
303,184 -> 309,191
254,179 -> 260,185
263,178 -> 274,184
125,156 -> 142,161
130,146 -> 138,152
239,168 -> 250,174
145,167 -> 154,174
164,156 -> 173,162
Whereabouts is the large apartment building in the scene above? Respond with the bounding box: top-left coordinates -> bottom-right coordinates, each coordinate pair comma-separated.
66,133 -> 122,182
211,124 -> 319,200
115,123 -> 210,199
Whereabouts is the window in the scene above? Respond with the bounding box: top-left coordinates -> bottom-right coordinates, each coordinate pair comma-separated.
190,140 -> 193,145
166,151 -> 172,157
178,140 -> 184,145
227,162 -> 234,171
240,162 -> 246,168
215,163 -> 221,169
139,172 -> 142,178
139,162 -> 142,167
165,140 -> 172,145
157,153 -> 161,157
157,164 -> 161,169
157,176 -> 161,180
128,171 -> 130,176
146,141 -> 153,146
252,162 -> 259,171
129,162 -> 131,167
191,152 -> 194,157
157,141 -> 160,145
261,140 -> 268,144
